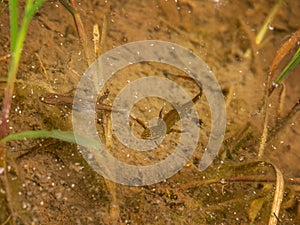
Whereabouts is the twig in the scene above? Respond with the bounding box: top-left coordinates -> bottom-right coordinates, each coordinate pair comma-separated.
99,15 -> 107,55
268,163 -> 284,225
255,0 -> 284,45
225,176 -> 300,186
59,0 -> 94,65
258,101 -> 270,158
35,52 -> 49,80
93,24 -> 100,57
267,98 -> 300,142
0,215 -> 11,225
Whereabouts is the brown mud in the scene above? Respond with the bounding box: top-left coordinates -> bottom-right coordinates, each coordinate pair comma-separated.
0,0 -> 300,224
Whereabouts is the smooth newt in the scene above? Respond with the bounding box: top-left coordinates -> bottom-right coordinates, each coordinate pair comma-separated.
141,91 -> 202,139
40,93 -> 114,112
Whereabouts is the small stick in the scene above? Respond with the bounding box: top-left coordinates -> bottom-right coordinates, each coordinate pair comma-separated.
93,24 -> 100,57
99,15 -> 107,55
59,0 -> 94,65
268,163 -> 284,225
35,52 -> 49,80
277,84 -> 286,117
267,98 -> 300,142
255,0 -> 284,45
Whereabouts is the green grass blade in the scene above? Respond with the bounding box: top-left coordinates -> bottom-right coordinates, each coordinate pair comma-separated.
9,0 -> 18,52
25,0 -> 46,19
0,130 -> 102,149
6,0 -> 45,85
274,47 -> 300,85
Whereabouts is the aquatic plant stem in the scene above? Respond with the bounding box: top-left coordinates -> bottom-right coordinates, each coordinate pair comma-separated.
258,74 -> 272,158
255,0 -> 284,45
1,0 -> 46,165
0,1 -> 45,222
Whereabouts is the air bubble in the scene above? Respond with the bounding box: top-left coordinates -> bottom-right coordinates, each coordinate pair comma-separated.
272,82 -> 279,88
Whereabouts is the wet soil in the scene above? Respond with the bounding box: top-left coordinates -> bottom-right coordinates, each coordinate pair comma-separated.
0,0 -> 300,224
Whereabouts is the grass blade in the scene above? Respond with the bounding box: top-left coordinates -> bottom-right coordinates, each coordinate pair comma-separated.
274,46 -> 300,85
0,130 -> 101,149
25,0 -> 46,19
9,0 -> 18,52
268,163 -> 284,225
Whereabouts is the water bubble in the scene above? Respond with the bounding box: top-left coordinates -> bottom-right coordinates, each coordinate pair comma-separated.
22,202 -> 27,209
272,82 -> 279,88
220,178 -> 226,184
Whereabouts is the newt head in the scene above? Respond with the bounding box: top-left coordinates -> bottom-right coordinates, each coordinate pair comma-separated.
141,118 -> 167,139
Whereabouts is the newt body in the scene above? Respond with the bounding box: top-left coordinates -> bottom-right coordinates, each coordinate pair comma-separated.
40,93 -> 113,112
141,91 -> 202,139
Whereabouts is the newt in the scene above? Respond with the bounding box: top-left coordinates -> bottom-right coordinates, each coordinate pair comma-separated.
141,90 -> 202,139
40,93 -> 114,112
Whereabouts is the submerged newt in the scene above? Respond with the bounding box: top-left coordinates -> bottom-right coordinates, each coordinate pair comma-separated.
141,91 -> 202,139
40,93 -> 114,112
